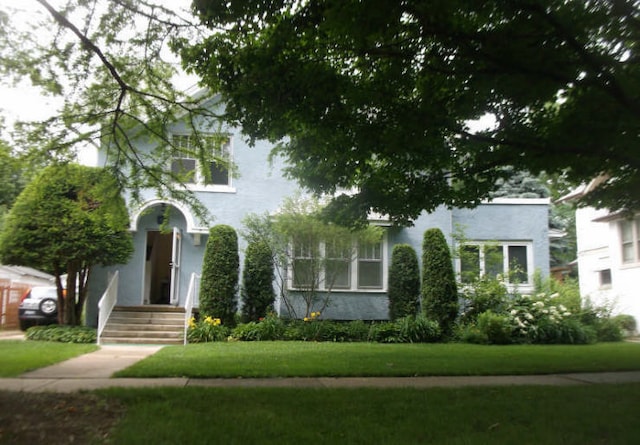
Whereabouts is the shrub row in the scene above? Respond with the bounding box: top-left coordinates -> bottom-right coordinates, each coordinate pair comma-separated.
25,325 -> 97,343
457,277 -> 634,345
187,314 -> 441,344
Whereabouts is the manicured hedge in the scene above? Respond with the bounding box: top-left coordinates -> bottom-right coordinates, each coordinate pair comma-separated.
421,228 -> 458,336
240,240 -> 275,322
388,244 -> 420,320
199,225 -> 239,326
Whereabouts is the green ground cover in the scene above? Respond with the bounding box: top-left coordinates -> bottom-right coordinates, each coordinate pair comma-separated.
104,384 -> 640,444
115,341 -> 640,378
0,340 -> 98,377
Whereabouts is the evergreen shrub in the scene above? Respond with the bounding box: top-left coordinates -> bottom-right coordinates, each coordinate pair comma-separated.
388,244 -> 420,320
421,228 -> 458,336
199,225 -> 239,326
240,240 -> 275,322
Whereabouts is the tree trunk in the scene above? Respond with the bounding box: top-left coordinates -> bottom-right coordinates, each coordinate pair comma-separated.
75,266 -> 90,324
54,272 -> 65,325
63,264 -> 79,326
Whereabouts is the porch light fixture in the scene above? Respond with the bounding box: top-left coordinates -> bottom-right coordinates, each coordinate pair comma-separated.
157,204 -> 166,225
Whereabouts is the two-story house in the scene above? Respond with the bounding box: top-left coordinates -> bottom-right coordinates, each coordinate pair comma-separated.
562,178 -> 640,328
86,95 -> 550,342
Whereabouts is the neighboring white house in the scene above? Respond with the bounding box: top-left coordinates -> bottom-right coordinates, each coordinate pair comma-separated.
563,179 -> 640,326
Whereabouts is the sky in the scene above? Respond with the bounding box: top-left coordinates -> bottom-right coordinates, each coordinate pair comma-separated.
0,0 -> 197,164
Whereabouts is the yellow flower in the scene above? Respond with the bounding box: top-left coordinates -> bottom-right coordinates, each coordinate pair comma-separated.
188,317 -> 196,329
213,318 -> 221,326
303,317 -> 310,322
204,315 -> 214,325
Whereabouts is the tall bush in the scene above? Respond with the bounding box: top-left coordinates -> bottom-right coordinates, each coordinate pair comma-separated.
421,228 -> 458,336
388,244 -> 420,320
199,225 -> 239,326
241,240 -> 275,322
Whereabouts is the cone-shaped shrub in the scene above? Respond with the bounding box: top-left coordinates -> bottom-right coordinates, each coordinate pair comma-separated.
241,240 -> 275,322
422,228 -> 458,336
388,244 -> 420,320
199,225 -> 239,326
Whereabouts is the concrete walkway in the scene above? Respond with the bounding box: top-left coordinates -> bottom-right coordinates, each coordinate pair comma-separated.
1,339 -> 640,393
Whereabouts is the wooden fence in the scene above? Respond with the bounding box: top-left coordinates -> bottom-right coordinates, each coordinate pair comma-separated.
0,280 -> 28,330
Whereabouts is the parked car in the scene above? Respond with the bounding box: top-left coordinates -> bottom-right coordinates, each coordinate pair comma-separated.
18,286 -> 60,330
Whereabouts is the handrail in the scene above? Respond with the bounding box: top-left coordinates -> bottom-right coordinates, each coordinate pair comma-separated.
97,271 -> 119,345
184,272 -> 200,345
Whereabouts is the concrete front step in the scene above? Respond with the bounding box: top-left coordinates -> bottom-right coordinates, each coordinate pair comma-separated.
99,337 -> 184,345
100,305 -> 186,345
108,316 -> 184,325
104,323 -> 184,331
102,330 -> 183,339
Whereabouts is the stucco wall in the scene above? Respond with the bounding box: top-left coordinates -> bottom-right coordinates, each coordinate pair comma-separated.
89,98 -> 551,323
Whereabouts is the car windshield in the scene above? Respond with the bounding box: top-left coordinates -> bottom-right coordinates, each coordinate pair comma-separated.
30,287 -> 57,299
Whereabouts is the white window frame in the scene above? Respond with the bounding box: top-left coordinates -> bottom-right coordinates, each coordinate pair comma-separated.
456,241 -> 534,289
288,235 -> 388,293
170,133 -> 235,193
620,216 -> 640,265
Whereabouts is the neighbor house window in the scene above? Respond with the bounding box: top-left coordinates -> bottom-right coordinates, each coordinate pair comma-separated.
289,238 -> 386,292
620,216 -> 640,264
171,134 -> 232,187
599,269 -> 612,287
458,242 -> 532,285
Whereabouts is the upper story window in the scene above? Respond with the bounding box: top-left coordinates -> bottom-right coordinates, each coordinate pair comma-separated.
458,242 -> 532,286
290,238 -> 386,292
171,134 -> 233,191
620,216 -> 640,264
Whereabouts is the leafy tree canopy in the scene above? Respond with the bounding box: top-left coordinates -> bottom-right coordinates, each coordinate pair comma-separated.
181,0 -> 639,225
0,163 -> 133,324
2,1 -> 637,227
0,1 -> 220,219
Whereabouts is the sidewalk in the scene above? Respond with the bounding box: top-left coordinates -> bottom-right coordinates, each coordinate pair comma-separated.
2,342 -> 640,393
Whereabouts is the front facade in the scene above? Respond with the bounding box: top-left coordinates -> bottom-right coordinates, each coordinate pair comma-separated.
574,206 -> 640,325
86,97 -> 550,324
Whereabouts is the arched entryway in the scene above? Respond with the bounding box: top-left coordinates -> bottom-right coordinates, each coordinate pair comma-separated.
131,199 -> 206,307
143,227 -> 181,305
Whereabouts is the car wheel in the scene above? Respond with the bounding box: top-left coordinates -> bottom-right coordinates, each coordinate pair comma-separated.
19,319 -> 32,331
39,298 -> 57,315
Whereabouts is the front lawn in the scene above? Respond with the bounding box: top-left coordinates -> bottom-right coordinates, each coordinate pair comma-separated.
115,341 -> 640,378
0,340 -> 98,377
103,384 -> 640,444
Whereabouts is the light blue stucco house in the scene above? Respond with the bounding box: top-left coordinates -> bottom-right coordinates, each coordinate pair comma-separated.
87,95 -> 550,329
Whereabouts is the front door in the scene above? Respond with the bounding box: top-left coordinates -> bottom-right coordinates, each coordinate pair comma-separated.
169,227 -> 182,305
143,228 -> 181,305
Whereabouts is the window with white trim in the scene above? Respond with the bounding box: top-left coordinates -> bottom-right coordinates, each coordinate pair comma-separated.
292,241 -> 316,288
358,241 -> 383,289
620,216 -> 640,264
171,134 -> 232,188
458,242 -> 532,284
290,238 -> 386,291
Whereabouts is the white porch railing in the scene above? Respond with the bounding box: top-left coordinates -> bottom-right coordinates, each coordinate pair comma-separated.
184,272 -> 200,345
97,271 -> 119,345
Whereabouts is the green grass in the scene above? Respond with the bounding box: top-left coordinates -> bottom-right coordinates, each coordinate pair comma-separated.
0,340 -> 98,377
103,384 -> 640,444
115,341 -> 640,378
